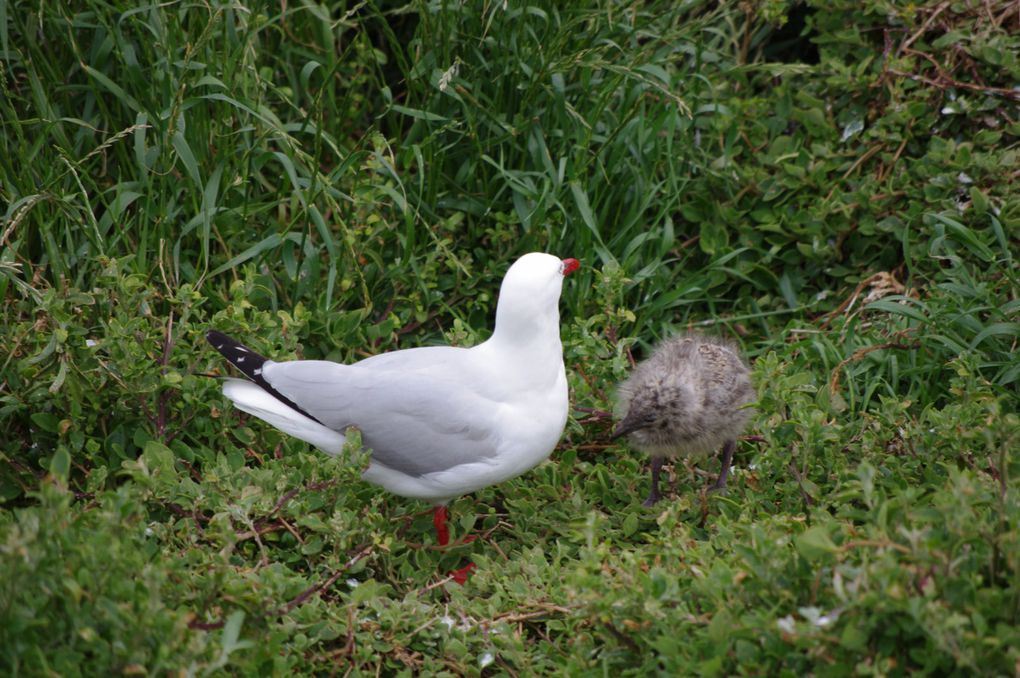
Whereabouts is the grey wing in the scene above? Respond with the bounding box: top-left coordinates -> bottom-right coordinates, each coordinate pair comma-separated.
695,345 -> 755,410
351,345 -> 469,373
261,360 -> 502,476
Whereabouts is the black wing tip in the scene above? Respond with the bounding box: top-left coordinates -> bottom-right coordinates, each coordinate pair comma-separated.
205,329 -> 234,350
205,328 -> 254,355
205,328 -> 328,428
205,329 -> 268,372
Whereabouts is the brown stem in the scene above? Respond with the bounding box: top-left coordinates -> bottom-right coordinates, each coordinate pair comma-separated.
156,311 -> 175,441
829,342 -> 921,396
272,544 -> 373,617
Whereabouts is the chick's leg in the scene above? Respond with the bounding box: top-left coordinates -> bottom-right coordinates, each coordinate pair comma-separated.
709,439 -> 736,492
643,456 -> 665,507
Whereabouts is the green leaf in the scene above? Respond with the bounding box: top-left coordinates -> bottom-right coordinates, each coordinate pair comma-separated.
31,412 -> 61,433
142,440 -> 177,477
171,130 -> 202,188
969,187 -> 989,216
83,65 -> 142,113
569,181 -> 609,257
796,526 -> 838,561
969,322 -> 1020,350
209,233 -> 284,276
930,213 -> 995,262
390,104 -> 448,121
273,151 -> 306,207
699,222 -> 729,255
49,446 -> 71,479
219,610 -> 254,657
865,298 -> 929,323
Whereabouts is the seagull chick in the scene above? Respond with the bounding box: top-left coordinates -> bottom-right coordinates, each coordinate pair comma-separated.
612,334 -> 755,506
207,252 -> 580,578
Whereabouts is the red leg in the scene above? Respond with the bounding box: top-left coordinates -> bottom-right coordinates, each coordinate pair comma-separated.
451,562 -> 476,585
432,506 -> 451,546
433,505 -> 476,584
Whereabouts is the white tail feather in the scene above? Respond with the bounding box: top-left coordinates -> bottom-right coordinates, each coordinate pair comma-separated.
222,379 -> 346,455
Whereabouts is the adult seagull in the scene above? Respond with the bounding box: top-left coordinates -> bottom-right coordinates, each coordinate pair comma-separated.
207,253 -> 579,576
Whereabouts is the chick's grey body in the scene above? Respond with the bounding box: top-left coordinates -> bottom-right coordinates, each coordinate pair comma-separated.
613,334 -> 755,505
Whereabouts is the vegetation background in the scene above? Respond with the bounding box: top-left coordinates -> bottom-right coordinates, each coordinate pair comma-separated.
2,0 -> 1018,674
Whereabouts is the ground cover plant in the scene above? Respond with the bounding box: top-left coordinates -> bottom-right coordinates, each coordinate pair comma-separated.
2,0 -> 1018,674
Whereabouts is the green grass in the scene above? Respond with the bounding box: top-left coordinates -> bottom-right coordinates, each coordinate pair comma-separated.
2,0 -> 1019,674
